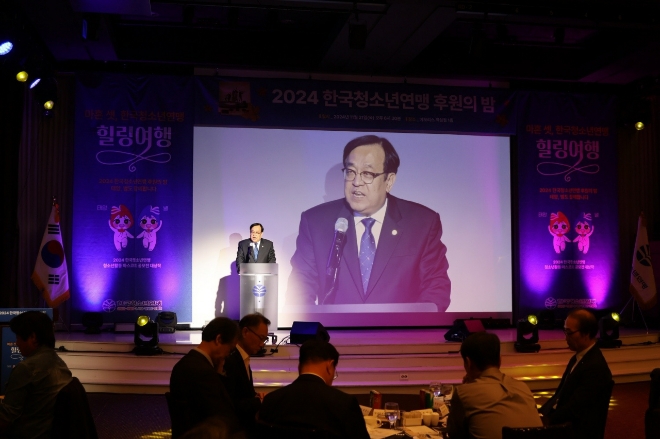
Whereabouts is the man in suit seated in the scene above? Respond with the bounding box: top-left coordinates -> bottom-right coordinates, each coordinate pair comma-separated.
0,311 -> 73,439
540,308 -> 613,439
170,317 -> 243,437
235,223 -> 276,274
286,134 -> 451,311
222,313 -> 270,434
258,339 -> 369,439
447,332 -> 542,439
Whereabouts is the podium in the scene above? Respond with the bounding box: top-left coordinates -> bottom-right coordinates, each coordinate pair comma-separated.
239,263 -> 278,328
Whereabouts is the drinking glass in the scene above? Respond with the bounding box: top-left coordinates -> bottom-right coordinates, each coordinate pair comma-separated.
384,402 -> 400,430
429,381 -> 442,398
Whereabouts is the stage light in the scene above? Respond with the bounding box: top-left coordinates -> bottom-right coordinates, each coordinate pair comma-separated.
635,121 -> 645,130
16,70 -> 28,82
0,41 -> 13,56
33,77 -> 58,116
156,311 -> 177,333
133,315 -> 163,355
81,312 -> 103,334
514,315 -> 540,353
597,312 -> 621,349
29,78 -> 41,89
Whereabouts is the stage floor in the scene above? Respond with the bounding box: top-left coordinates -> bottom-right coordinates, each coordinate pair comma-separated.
53,326 -> 660,394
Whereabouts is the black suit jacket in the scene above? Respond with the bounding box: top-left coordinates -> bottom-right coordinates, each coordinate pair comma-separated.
222,349 -> 261,432
258,374 -> 369,439
286,195 -> 451,311
540,345 -> 612,439
169,350 -> 240,434
236,238 -> 276,273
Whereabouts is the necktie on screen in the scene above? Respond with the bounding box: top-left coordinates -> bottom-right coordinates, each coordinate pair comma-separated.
253,243 -> 259,261
359,218 -> 376,295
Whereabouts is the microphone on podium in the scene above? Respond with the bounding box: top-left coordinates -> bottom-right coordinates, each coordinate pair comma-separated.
323,218 -> 349,304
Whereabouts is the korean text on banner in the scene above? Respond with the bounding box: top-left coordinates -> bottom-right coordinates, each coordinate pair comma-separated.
31,201 -> 70,307
629,213 -> 657,310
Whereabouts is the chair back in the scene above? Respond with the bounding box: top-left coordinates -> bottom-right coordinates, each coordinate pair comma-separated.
51,377 -> 99,439
255,416 -> 340,439
165,391 -> 195,439
646,369 -> 660,439
502,422 -> 574,439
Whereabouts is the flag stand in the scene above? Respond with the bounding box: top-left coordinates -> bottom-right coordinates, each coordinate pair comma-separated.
620,296 -> 649,334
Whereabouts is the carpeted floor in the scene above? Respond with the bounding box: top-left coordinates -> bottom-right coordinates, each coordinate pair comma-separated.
87,381 -> 651,439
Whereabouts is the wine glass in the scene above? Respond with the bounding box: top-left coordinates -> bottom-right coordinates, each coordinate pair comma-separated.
429,381 -> 442,398
384,402 -> 400,430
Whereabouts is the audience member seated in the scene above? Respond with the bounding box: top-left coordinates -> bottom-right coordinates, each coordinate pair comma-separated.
257,339 -> 369,439
0,311 -> 73,439
222,313 -> 270,434
169,317 -> 242,438
539,308 -> 613,439
447,332 -> 542,439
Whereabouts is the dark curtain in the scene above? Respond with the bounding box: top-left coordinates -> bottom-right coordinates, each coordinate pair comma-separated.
1,73 -> 24,308
616,96 -> 660,316
14,73 -> 75,325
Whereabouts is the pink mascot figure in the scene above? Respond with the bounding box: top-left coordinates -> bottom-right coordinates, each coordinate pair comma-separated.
109,205 -> 134,251
548,211 -> 570,254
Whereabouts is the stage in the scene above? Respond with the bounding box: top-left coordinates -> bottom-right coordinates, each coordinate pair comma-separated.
52,327 -> 660,395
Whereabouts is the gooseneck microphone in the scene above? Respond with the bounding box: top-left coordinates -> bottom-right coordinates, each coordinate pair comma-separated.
323,218 -> 349,304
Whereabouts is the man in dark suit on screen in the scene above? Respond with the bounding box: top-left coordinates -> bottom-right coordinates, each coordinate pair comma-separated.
236,223 -> 276,274
286,134 -> 451,311
539,308 -> 613,439
258,339 -> 369,439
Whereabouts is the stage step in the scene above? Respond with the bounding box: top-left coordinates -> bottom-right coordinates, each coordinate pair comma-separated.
55,330 -> 660,395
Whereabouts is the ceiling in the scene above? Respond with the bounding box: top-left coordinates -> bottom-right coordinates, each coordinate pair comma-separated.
3,0 -> 660,88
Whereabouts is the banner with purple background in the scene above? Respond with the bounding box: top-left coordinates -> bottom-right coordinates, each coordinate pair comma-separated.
516,92 -> 619,318
72,74 -> 194,323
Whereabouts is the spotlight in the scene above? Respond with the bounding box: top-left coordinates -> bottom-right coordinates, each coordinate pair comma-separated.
81,312 -> 103,334
597,312 -> 621,348
33,77 -> 58,116
16,70 -> 28,82
514,314 -> 540,353
0,41 -> 13,56
156,311 -> 177,333
133,315 -> 163,355
635,121 -> 645,130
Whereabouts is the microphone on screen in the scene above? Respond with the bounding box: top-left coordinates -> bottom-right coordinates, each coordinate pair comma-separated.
323,218 -> 349,304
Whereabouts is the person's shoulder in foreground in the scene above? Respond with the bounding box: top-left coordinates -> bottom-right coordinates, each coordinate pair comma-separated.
0,311 -> 73,439
258,339 -> 369,439
448,332 -> 541,439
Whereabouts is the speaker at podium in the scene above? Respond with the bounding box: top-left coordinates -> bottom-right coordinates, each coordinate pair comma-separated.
239,263 -> 278,328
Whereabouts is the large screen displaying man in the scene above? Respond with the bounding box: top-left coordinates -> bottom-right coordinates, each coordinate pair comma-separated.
286,135 -> 450,311
192,128 -> 511,327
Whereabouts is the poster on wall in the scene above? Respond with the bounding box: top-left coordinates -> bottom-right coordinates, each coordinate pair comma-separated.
71,74 -> 194,323
517,92 -> 620,318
